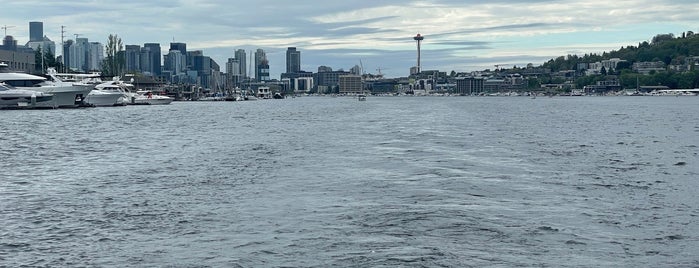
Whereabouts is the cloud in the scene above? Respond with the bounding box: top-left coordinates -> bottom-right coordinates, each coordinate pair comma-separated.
3,0 -> 699,78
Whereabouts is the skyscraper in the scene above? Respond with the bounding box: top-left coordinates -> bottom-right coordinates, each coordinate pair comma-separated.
254,49 -> 266,81
235,49 -> 246,77
124,45 -> 141,72
29,21 -> 43,42
169,42 -> 186,55
286,47 -> 300,73
143,43 -> 162,75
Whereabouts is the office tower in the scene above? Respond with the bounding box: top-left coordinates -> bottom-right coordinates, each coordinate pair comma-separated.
62,39 -> 73,69
143,43 -> 162,75
170,42 -> 186,55
69,38 -> 89,72
254,49 -> 266,81
124,45 -> 141,72
88,42 -> 104,71
165,50 -> 185,74
29,21 -> 43,42
235,49 -> 246,77
286,47 -> 300,73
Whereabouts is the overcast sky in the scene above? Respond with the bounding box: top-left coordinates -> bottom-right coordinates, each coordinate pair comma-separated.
4,0 -> 699,78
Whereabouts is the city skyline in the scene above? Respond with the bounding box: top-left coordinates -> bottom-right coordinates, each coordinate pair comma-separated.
4,0 -> 699,78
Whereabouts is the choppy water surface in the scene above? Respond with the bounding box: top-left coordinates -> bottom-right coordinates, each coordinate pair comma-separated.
1,96 -> 698,267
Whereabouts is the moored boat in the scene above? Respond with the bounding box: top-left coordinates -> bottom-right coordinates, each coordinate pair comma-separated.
0,63 -> 93,108
0,83 -> 56,109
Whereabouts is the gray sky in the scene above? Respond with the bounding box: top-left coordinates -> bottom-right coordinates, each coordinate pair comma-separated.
4,0 -> 699,78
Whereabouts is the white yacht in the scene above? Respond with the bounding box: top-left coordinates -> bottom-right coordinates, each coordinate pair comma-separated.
0,63 -> 93,108
0,83 -> 56,109
85,80 -> 130,107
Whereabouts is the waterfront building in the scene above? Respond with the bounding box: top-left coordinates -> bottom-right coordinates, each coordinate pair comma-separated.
339,75 -> 363,94
314,70 -> 350,90
0,38 -> 35,73
455,77 -> 484,95
286,47 -> 300,73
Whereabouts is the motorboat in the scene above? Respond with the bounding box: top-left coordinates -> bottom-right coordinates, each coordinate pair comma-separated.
0,83 -> 56,109
85,81 -> 130,106
132,90 -> 173,105
357,94 -> 367,101
0,63 -> 93,108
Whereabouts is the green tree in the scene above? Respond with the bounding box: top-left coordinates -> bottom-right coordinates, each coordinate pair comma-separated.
102,34 -> 125,76
34,45 -> 63,74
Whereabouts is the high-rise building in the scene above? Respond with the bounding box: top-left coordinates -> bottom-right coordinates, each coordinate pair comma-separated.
125,45 -> 141,72
169,42 -> 186,55
29,21 -> 43,42
26,21 -> 55,56
62,39 -> 73,69
165,50 -> 185,74
88,42 -> 104,71
226,58 -> 240,75
235,49 -> 246,77
69,38 -> 89,72
143,43 -> 162,75
254,49 -> 266,81
286,47 -> 300,73
256,60 -> 270,82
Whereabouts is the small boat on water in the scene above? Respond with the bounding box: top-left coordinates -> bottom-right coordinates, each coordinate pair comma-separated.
358,94 -> 367,101
132,91 -> 173,105
0,83 -> 56,109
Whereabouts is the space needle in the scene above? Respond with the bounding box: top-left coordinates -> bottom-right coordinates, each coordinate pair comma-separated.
413,33 -> 424,73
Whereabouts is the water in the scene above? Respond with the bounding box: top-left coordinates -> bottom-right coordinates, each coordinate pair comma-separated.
1,96 -> 698,267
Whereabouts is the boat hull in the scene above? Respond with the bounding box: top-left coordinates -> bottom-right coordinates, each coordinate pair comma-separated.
25,84 -> 93,108
0,90 -> 56,109
133,96 -> 173,105
85,91 -> 128,107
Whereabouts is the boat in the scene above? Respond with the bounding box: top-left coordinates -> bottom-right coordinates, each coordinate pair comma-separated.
0,63 -> 93,108
0,83 -> 56,109
85,81 -> 130,106
358,94 -> 367,101
273,92 -> 284,99
132,90 -> 173,105
256,86 -> 272,99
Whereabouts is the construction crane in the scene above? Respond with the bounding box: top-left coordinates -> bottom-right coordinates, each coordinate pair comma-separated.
376,67 -> 388,76
2,25 -> 15,37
